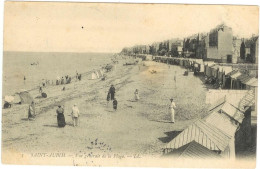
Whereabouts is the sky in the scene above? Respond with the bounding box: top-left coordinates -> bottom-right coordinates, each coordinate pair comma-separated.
4,2 -> 259,53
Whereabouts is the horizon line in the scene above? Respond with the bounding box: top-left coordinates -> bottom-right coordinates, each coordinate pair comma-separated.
3,51 -> 119,54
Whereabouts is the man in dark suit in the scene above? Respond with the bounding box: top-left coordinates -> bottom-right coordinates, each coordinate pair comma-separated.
109,85 -> 116,100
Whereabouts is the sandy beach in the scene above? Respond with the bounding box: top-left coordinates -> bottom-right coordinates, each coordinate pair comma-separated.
2,56 -> 211,161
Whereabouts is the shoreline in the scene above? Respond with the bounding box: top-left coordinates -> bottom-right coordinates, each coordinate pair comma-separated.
2,52 -> 116,97
3,55 -> 116,99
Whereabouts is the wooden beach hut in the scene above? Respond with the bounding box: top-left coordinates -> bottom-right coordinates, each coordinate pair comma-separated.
163,119 -> 232,156
163,140 -> 221,159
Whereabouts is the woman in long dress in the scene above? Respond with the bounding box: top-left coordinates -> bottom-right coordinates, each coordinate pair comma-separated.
56,105 -> 66,127
28,101 -> 36,120
134,89 -> 140,101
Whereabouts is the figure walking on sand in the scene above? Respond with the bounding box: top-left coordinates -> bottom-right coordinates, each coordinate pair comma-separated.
109,85 -> 116,100
113,98 -> 118,111
169,98 -> 176,123
134,89 -> 140,101
28,101 -> 36,120
39,86 -> 43,93
56,105 -> 66,127
71,104 -> 80,127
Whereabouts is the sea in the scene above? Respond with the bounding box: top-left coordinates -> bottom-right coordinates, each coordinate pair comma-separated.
2,51 -> 114,96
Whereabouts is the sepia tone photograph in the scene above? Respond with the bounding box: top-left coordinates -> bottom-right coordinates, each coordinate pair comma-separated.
1,1 -> 259,168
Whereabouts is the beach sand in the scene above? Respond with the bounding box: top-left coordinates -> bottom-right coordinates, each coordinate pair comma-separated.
2,58 -> 209,162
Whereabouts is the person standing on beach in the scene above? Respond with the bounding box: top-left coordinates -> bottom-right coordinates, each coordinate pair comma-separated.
61,77 -> 64,85
39,86 -> 42,93
56,105 -> 66,127
76,71 -> 79,81
113,98 -> 118,111
71,104 -> 80,127
169,98 -> 176,123
134,89 -> 140,101
109,85 -> 116,100
28,101 -> 36,120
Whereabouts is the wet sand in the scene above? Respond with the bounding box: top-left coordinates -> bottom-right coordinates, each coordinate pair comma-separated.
2,58 -> 209,159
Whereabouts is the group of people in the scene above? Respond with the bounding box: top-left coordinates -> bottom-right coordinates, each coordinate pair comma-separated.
107,85 -> 117,111
106,85 -> 176,123
76,72 -> 82,81
106,84 -> 140,112
28,101 -> 80,127
28,65 -> 177,128
56,75 -> 72,85
56,104 -> 80,127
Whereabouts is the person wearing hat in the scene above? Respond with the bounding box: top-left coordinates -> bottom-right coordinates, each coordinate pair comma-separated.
71,104 -> 80,127
169,98 -> 176,123
28,101 -> 36,120
109,85 -> 116,100
56,105 -> 66,127
134,89 -> 140,101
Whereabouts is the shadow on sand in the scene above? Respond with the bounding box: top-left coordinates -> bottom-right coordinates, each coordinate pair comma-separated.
43,123 -> 75,128
149,119 -> 173,124
127,100 -> 137,102
21,118 -> 29,121
158,131 -> 182,143
43,124 -> 59,128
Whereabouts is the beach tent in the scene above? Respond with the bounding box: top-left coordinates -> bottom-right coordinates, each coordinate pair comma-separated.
18,91 -> 34,104
91,72 -> 99,80
13,94 -> 22,104
4,96 -> 15,103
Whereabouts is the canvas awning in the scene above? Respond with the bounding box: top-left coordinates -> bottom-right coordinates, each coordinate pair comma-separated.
219,66 -> 233,74
18,91 -> 34,104
164,120 -> 231,152
245,78 -> 258,87
230,72 -> 241,79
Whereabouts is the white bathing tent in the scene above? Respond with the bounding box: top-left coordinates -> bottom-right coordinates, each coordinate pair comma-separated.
91,72 -> 99,79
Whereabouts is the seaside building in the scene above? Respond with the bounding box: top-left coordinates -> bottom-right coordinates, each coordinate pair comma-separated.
204,24 -> 233,62
183,34 -> 199,58
239,36 -> 259,64
121,24 -> 258,63
196,33 -> 209,59
151,42 -> 160,55
249,36 -> 259,64
244,39 -> 252,61
171,40 -> 183,57
232,37 -> 242,64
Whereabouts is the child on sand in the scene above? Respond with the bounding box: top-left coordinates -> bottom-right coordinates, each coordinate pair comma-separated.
113,98 -> 118,111
134,89 -> 139,101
